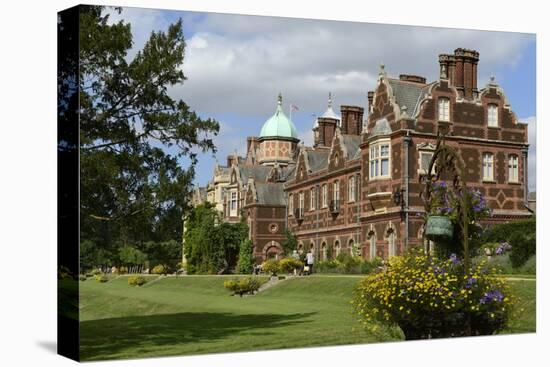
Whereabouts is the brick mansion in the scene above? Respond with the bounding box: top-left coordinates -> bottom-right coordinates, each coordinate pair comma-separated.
190,48 -> 531,263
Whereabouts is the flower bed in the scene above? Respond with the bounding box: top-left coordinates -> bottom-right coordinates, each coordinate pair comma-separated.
353,249 -> 515,339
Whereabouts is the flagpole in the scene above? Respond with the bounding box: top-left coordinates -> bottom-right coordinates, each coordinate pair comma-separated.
289,104 -> 292,121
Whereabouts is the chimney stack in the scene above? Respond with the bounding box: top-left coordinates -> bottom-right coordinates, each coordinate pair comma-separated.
340,106 -> 364,136
316,117 -> 338,148
439,48 -> 479,100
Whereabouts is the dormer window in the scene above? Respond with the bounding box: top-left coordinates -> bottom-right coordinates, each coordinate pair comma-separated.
488,104 -> 498,127
438,98 -> 450,122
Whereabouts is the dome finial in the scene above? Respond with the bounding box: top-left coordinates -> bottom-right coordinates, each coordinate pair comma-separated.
328,92 -> 333,108
277,92 -> 282,106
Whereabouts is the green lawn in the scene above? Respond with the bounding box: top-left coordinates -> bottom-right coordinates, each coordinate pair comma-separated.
78,275 -> 535,361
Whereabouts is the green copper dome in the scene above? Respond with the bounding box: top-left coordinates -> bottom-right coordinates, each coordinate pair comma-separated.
259,93 -> 299,139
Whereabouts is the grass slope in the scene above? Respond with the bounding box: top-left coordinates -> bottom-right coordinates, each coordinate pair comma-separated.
79,275 -> 535,361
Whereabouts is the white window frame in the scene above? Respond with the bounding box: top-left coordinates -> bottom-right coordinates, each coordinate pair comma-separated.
418,150 -> 435,175
482,153 -> 494,181
310,187 -> 316,211
438,98 -> 450,122
288,193 -> 294,216
488,104 -> 499,127
299,192 -> 304,210
508,155 -> 519,183
369,139 -> 391,180
321,184 -> 328,208
388,231 -> 396,258
369,234 -> 377,259
348,176 -> 356,203
333,180 -> 340,202
230,191 -> 238,217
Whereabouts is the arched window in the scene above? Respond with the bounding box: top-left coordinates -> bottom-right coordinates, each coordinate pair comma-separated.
387,229 -> 396,257
334,240 -> 340,257
369,232 -> 377,259
321,242 -> 327,261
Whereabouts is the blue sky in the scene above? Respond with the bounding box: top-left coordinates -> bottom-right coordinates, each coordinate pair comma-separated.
107,7 -> 536,191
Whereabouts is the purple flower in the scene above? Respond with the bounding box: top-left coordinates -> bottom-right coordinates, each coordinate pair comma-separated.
465,277 -> 477,289
449,253 -> 461,266
480,289 -> 504,304
495,246 -> 504,255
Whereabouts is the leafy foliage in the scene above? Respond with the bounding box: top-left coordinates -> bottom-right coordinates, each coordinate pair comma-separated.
151,264 -> 167,275
280,230 -> 298,256
261,259 -> 281,276
279,258 -> 303,273
184,203 -> 248,274
77,6 -> 218,269
236,239 -> 255,274
118,246 -> 148,266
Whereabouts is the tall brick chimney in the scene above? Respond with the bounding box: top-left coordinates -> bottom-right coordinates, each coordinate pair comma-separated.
315,117 -> 338,148
340,106 -> 364,136
439,48 -> 479,100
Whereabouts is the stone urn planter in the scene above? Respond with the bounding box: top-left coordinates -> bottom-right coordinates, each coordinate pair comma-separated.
425,215 -> 453,242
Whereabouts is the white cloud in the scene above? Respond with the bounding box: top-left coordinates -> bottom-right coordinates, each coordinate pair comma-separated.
104,8 -> 535,187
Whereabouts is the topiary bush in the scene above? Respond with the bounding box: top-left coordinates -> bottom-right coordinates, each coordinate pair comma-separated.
236,239 -> 255,274
279,257 -> 303,274
224,277 -> 262,297
261,259 -> 281,276
127,275 -> 147,286
353,249 -> 517,340
151,264 -> 167,275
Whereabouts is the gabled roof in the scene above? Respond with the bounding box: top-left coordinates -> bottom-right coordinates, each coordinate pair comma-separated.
237,165 -> 273,183
254,182 -> 287,206
341,134 -> 361,159
388,78 -> 431,117
307,150 -> 330,172
370,118 -> 392,138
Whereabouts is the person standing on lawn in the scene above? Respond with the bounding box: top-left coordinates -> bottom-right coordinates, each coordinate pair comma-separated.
306,250 -> 314,274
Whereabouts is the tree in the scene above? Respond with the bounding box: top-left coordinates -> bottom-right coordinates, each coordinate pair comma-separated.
77,6 -> 218,259
118,246 -> 148,266
281,229 -> 298,256
184,203 -> 248,274
236,239 -> 255,274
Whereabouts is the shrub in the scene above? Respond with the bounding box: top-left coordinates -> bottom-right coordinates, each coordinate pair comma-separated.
224,277 -> 262,297
509,232 -> 536,268
116,266 -> 128,275
518,255 -> 536,275
151,264 -> 167,275
360,257 -> 383,274
315,260 -> 340,273
94,275 -> 109,283
89,268 -> 102,276
237,239 -> 255,274
128,275 -> 147,286
261,259 -> 281,276
353,249 -> 516,340
279,258 -> 303,273
79,275 -> 87,281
